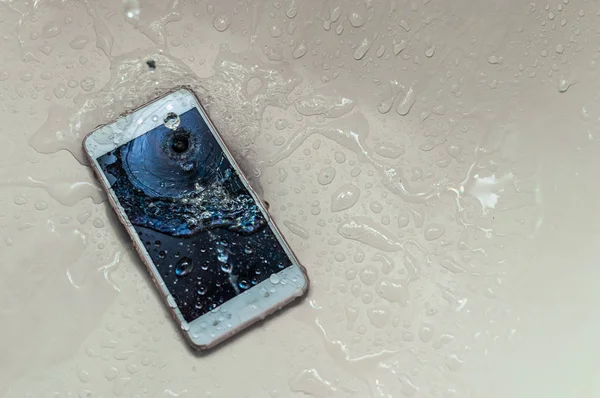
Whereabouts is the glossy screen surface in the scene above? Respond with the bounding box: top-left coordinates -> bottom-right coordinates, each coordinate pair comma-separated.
97,108 -> 293,322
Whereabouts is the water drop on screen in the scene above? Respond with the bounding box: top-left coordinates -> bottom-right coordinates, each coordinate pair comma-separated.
164,112 -> 180,130
221,263 -> 232,272
217,251 -> 228,263
175,257 -> 194,277
238,279 -> 250,289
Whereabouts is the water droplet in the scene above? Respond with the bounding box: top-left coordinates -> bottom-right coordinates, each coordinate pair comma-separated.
396,85 -> 416,116
398,211 -> 410,228
432,105 -> 446,115
77,368 -> 91,383
367,307 -> 390,328
359,265 -> 379,285
334,252 -> 346,262
40,45 -> 52,55
334,151 -> 346,163
294,94 -> 355,118
104,367 -> 118,381
213,14 -> 231,32
53,83 -> 67,99
270,273 -> 280,284
70,36 -> 89,50
440,257 -> 465,273
283,220 -> 309,239
317,166 -> 336,185
238,279 -> 250,289
80,77 -> 95,92
446,354 -> 463,371
221,263 -> 232,272
349,12 -> 365,27
399,19 -> 410,31
424,44 -> 435,58
286,0 -> 298,18
270,25 -> 283,37
374,143 -> 405,159
353,37 -> 372,60
175,257 -> 194,277
369,201 -> 383,214
558,78 -> 573,93
419,323 -> 434,342
424,223 -> 445,241
34,201 -> 48,210
376,279 -> 408,304
354,247 -> 365,263
20,71 -> 33,82
42,22 -> 61,38
331,184 -> 361,212
487,55 -> 500,64
293,42 -> 308,59
338,217 -> 402,252
393,39 -> 406,56
163,112 -> 180,130
124,0 -> 140,19
14,195 -> 28,205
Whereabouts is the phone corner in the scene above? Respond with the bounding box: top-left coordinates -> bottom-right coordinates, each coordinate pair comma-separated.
80,132 -> 95,162
181,329 -> 208,352
300,274 -> 310,297
173,85 -> 196,97
81,132 -> 90,151
296,265 -> 310,298
189,340 -> 212,352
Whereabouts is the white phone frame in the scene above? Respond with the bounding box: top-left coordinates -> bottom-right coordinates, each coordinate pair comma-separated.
83,88 -> 309,350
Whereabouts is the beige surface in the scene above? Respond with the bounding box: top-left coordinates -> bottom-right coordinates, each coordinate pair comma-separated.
2,0 -> 600,397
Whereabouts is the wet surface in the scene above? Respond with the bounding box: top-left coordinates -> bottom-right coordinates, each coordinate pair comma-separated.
2,0 -> 600,397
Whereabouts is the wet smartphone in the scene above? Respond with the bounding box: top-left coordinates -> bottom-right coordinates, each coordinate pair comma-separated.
83,88 -> 309,350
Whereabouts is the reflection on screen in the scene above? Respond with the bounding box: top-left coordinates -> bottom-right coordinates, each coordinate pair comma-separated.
98,108 -> 293,322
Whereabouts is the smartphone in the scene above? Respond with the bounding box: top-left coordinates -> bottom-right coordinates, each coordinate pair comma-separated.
83,88 -> 309,350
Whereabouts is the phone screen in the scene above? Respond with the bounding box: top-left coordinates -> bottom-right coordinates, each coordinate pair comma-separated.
97,108 -> 293,322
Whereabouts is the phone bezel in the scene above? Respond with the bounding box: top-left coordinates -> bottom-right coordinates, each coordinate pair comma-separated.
83,88 -> 309,350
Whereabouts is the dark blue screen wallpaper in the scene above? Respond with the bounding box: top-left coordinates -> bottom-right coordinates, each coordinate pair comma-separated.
98,108 -> 293,322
